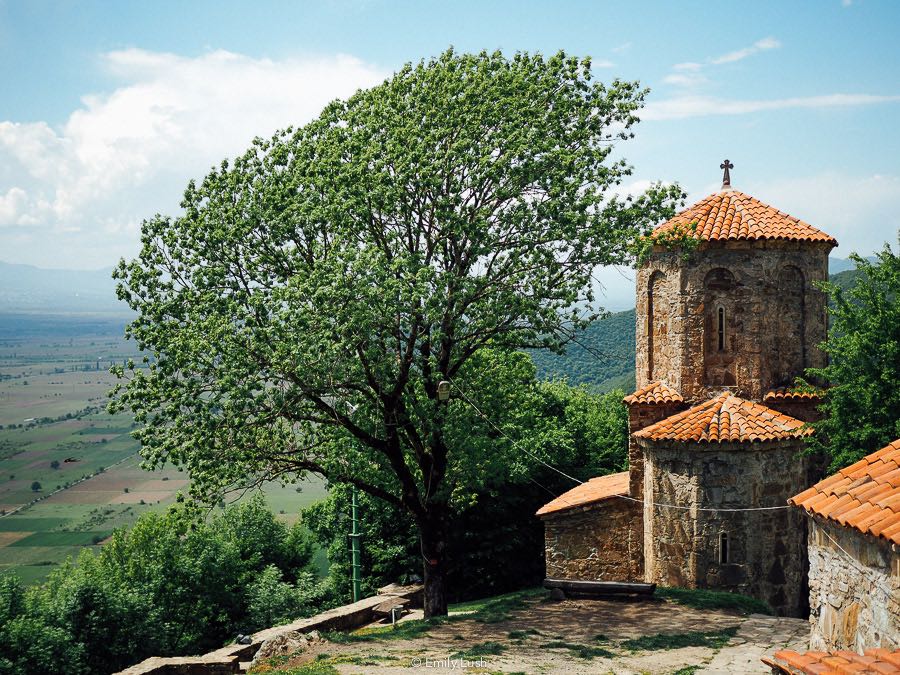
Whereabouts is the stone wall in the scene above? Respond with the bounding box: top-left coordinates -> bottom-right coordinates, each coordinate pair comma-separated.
807,518 -> 900,652
115,584 -> 423,675
626,401 -> 685,500
641,438 -> 810,616
636,241 -> 831,403
542,498 -> 643,582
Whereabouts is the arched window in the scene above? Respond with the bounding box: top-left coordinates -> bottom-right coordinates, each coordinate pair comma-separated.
717,306 -> 726,352
719,532 -> 729,564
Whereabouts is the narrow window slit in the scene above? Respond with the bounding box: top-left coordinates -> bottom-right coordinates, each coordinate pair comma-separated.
717,307 -> 725,352
719,532 -> 729,564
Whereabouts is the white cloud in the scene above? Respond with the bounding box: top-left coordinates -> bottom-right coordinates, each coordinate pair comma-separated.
0,49 -> 387,267
0,187 -> 28,226
643,93 -> 900,120
711,37 -> 781,65
672,62 -> 703,72
662,73 -> 708,88
612,42 -> 632,54
593,59 -> 615,68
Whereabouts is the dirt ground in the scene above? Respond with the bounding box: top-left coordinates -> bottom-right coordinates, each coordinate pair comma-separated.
254,594 -> 809,674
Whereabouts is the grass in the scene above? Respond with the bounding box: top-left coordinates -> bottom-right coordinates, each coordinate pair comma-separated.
324,588 -> 549,646
0,327 -> 333,584
9,530 -> 109,546
657,586 -> 773,616
620,626 -> 739,652
543,641 -> 615,660
673,667 -> 703,675
451,641 -> 506,659
507,628 -> 540,640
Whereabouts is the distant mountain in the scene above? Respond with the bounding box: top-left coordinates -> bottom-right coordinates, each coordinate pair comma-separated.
0,261 -> 125,315
829,256 -> 876,274
533,266 -> 863,393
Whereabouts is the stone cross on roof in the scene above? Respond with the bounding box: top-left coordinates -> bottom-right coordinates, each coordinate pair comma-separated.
720,159 -> 734,188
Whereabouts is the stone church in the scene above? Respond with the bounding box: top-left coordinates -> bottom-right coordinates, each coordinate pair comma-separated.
537,164 -> 837,617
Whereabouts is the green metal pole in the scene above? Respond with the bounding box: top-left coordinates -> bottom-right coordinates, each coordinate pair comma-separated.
350,487 -> 361,602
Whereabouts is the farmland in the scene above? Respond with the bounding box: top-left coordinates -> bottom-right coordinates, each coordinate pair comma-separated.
0,313 -> 329,584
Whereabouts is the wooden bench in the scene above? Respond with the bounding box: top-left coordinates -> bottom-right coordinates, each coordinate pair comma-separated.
543,578 -> 656,600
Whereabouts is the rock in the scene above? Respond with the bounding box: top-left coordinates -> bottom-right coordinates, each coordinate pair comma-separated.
549,587 -> 566,601
249,630 -> 323,670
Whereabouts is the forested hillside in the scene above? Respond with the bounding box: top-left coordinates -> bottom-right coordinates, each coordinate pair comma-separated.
530,309 -> 636,392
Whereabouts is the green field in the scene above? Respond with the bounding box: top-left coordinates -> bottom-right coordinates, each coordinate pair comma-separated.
0,314 -> 331,584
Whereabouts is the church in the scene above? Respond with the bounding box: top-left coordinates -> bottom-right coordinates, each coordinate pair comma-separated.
536,162 -> 837,617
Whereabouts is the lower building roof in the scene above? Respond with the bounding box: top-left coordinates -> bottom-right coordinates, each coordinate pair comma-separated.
789,438 -> 900,545
763,647 -> 900,674
535,471 -> 629,517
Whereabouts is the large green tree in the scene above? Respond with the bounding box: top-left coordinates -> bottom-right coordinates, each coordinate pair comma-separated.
111,49 -> 680,616
808,240 -> 900,469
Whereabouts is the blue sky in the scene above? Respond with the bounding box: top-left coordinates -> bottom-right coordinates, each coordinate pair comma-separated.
1,0 -> 898,307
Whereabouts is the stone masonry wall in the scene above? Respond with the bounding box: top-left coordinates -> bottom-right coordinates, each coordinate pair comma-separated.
627,401 -> 685,500
642,439 -> 810,616
543,498 -> 643,582
808,518 -> 900,652
636,241 -> 831,404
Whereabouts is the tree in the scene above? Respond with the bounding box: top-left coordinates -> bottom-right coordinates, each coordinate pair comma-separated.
306,378 -> 628,603
111,49 -> 680,617
807,240 -> 900,469
30,482 -> 41,493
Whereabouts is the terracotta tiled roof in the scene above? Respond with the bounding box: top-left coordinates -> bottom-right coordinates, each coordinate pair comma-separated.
653,190 -> 837,245
763,647 -> 900,674
764,386 -> 824,402
633,392 -> 811,444
535,471 -> 628,517
623,381 -> 684,405
789,438 -> 900,545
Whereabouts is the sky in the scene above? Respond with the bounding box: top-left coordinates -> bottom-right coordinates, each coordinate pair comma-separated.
0,0 -> 898,308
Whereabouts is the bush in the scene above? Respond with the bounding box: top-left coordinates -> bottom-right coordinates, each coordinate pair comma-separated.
0,496 -> 333,674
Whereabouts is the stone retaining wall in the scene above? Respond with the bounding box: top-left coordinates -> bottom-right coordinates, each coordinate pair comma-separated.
114,584 -> 422,675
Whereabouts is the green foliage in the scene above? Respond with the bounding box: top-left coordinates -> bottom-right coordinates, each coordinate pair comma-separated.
0,498 -> 328,674
655,586 -> 772,616
110,48 -> 678,614
808,242 -> 900,468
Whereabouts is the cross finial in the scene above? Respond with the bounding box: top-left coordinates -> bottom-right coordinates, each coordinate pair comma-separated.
720,159 -> 734,188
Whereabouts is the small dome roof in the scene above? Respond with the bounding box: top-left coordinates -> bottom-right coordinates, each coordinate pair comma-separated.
653,190 -> 837,246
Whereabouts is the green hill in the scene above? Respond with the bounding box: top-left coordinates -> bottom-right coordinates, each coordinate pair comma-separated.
529,309 -> 636,393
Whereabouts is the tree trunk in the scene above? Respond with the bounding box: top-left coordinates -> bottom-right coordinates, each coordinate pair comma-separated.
420,515 -> 448,618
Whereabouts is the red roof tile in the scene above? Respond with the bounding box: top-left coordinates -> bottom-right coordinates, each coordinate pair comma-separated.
790,438 -> 900,545
623,381 -> 684,405
764,648 -> 900,674
633,392 -> 811,444
654,190 -> 837,245
764,386 -> 825,402
535,471 -> 628,517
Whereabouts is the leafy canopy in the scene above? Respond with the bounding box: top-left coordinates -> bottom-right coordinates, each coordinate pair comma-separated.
110,49 -> 677,540
807,240 -> 900,469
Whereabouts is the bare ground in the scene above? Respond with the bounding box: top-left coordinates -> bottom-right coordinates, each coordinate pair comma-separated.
251,593 -> 809,674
